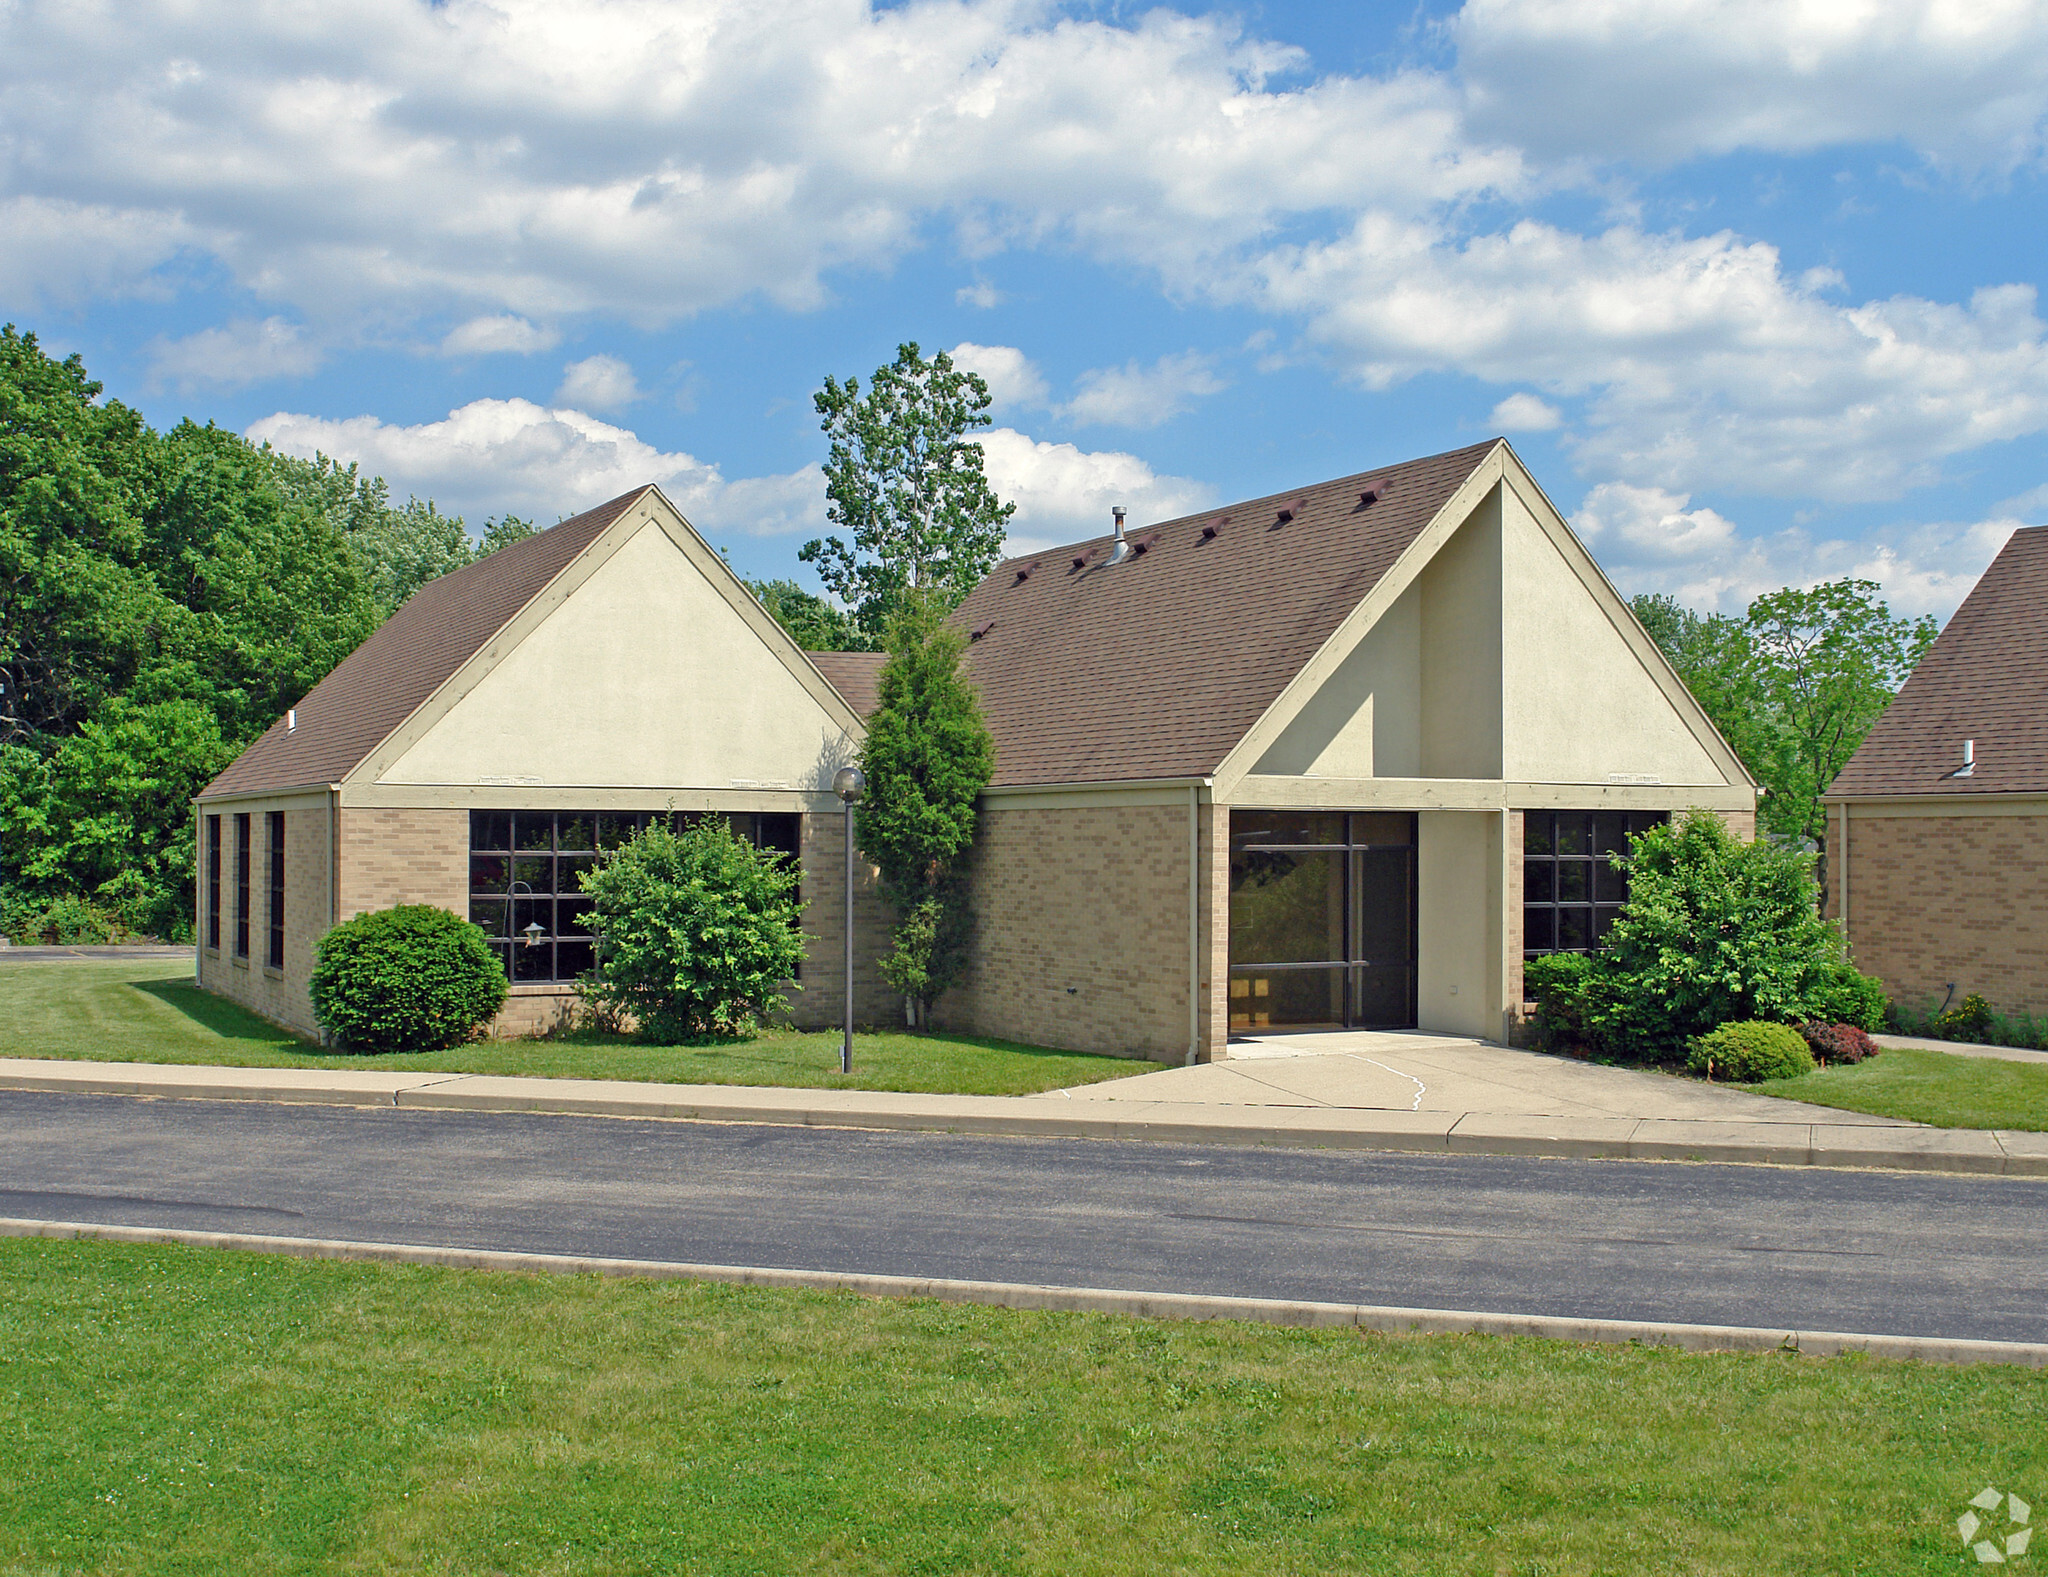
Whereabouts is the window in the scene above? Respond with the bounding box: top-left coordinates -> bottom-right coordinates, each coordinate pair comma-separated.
233,813 -> 251,959
205,815 -> 221,951
1227,811 -> 1416,1032
266,811 -> 285,969
468,810 -> 800,984
1522,810 -> 1666,958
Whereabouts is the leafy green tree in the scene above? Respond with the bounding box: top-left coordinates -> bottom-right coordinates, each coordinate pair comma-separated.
801,342 -> 1014,639
579,819 -> 806,1041
747,577 -> 871,652
0,324 -> 164,745
478,514 -> 537,555
0,328 -> 382,937
1742,580 -> 1936,857
856,595 -> 995,1022
1631,581 -> 1935,909
263,449 -> 473,613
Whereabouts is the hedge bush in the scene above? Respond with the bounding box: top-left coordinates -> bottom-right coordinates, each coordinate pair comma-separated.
1687,1021 -> 1816,1082
1797,1020 -> 1881,1066
309,905 -> 507,1052
1936,992 -> 1995,1043
3,893 -> 124,945
578,818 -> 805,1042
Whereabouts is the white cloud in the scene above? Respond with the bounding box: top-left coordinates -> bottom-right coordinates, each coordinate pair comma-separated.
1059,351 -> 1226,429
956,278 -> 1003,309
1252,217 -> 2048,500
553,353 -> 642,412
245,398 -> 823,538
1573,480 -> 2018,620
441,315 -> 560,356
1454,0 -> 2048,169
1489,391 -> 1561,431
0,0 -> 1518,327
978,427 -> 1216,551
145,317 -> 322,391
950,342 -> 1049,411
0,196 -> 192,308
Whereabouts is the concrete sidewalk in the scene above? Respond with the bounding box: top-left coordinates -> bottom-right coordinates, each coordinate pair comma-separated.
1,1052 -> 2043,1177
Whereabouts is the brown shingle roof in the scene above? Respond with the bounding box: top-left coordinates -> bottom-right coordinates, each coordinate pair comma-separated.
201,488 -> 649,799
954,440 -> 1500,787
1828,525 -> 2048,799
806,651 -> 886,718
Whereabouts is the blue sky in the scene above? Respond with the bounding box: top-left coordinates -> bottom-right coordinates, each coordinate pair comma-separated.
6,0 -> 2047,619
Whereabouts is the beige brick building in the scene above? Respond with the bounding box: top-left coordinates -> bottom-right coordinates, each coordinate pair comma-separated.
197,440 -> 1755,1056
1826,525 -> 2048,1017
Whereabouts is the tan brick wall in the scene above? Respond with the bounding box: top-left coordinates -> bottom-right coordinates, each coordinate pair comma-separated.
196,802 -> 332,1040
337,807 -> 468,921
795,810 -> 900,1031
1842,810 -> 2048,1016
940,801 -> 1211,1062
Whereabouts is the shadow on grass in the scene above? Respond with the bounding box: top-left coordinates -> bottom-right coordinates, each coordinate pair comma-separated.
130,976 -> 310,1047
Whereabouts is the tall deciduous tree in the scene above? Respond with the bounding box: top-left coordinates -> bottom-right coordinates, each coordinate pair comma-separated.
856,594 -> 995,1022
746,577 -> 870,652
1632,580 -> 1936,910
801,342 -> 1014,639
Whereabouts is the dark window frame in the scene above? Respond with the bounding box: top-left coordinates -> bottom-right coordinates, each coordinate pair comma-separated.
1521,810 -> 1667,960
1226,810 -> 1418,1032
205,815 -> 221,952
266,811 -> 285,970
467,810 -> 801,985
232,813 -> 251,959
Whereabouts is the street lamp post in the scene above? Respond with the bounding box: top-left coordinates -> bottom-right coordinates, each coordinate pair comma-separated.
832,765 -> 867,1075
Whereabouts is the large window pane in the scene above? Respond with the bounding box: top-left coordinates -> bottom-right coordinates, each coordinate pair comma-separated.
470,899 -> 509,939
1523,812 -> 1554,856
1354,965 -> 1411,1029
1353,847 -> 1412,963
1349,812 -> 1414,848
513,940 -> 554,982
470,811 -> 512,851
511,854 -> 551,889
470,854 -> 509,891
1230,850 -> 1344,964
1557,814 -> 1591,856
514,814 -> 555,852
1558,907 -> 1594,951
1523,906 -> 1556,952
556,813 -> 597,851
1230,811 -> 1345,849
1523,860 -> 1554,904
1228,967 -> 1346,1031
1556,860 -> 1589,903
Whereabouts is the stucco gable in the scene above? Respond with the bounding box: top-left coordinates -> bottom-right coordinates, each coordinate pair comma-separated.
366,499 -> 862,792
1230,454 -> 1747,791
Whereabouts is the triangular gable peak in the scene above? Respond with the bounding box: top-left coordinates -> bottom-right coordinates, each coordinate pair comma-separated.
200,486 -> 865,802
1216,444 -> 1750,797
362,488 -> 864,792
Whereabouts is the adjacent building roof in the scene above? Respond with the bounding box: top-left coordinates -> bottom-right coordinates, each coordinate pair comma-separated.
952,439 -> 1500,786
806,651 -> 886,719
201,488 -> 650,798
1829,524 -> 2048,799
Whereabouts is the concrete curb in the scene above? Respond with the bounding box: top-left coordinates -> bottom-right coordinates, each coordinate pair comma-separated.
2,1058 -> 2045,1177
6,1215 -> 2042,1369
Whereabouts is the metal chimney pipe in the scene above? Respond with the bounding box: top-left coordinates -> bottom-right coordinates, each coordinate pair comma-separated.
1107,506 -> 1130,565
1959,739 -> 1975,777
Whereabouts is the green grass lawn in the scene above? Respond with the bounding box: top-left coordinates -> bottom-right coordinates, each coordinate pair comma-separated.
0,960 -> 1161,1096
2,1237 -> 2040,1575
1754,1046 -> 2048,1131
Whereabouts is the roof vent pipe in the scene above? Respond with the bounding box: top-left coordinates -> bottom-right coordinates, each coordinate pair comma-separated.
1107,506 -> 1130,566
287,709 -> 297,734
1957,739 -> 1975,778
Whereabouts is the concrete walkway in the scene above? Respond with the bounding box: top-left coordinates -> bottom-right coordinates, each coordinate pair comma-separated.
1,1046 -> 2042,1177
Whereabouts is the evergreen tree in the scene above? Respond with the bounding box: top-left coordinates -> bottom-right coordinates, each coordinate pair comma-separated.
855,594 -> 995,1022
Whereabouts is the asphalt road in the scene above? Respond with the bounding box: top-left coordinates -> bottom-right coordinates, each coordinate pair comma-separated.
5,1089 -> 2046,1343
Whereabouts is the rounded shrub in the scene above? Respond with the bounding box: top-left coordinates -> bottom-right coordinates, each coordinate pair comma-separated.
310,905 -> 507,1053
1797,1020 -> 1881,1066
1687,1021 -> 1816,1083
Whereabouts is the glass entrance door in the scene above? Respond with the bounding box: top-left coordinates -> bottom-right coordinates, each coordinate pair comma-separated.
1228,811 -> 1418,1032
